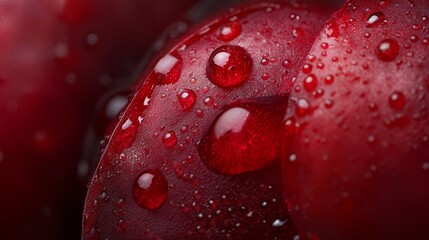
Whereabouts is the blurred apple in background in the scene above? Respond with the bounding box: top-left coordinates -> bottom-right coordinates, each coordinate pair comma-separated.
0,0 -> 198,238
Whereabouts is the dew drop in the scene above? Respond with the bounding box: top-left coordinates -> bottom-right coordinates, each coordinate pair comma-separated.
133,169 -> 168,210
282,59 -> 292,68
151,53 -> 183,85
177,89 -> 196,112
203,96 -> 214,106
295,98 -> 311,116
388,91 -> 406,110
302,64 -> 313,74
261,73 -> 270,80
198,98 -> 287,175
303,74 -> 318,92
117,218 -> 126,232
376,39 -> 399,61
366,12 -> 385,28
162,131 -> 178,148
206,45 -> 253,88
321,42 -> 329,49
324,75 -> 334,84
217,21 -> 242,42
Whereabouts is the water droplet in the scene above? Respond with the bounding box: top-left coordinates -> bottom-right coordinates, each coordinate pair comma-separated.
117,218 -> 126,231
261,73 -> 270,80
206,45 -> 253,88
133,169 -> 168,210
203,96 -> 214,106
151,53 -> 183,85
198,98 -> 286,175
324,99 -> 334,109
177,89 -> 196,112
302,64 -> 313,74
324,75 -> 334,84
303,74 -> 318,92
295,98 -> 311,116
217,21 -> 242,42
376,39 -> 399,61
321,42 -> 329,49
282,59 -> 292,68
366,12 -> 385,28
389,91 -> 406,110
284,118 -> 296,135
162,131 -> 178,148
272,219 -> 287,227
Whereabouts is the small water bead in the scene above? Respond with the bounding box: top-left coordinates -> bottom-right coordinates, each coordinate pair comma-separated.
376,39 -> 399,61
321,42 -> 329,49
162,131 -> 178,148
151,53 -> 183,85
303,74 -> 318,92
366,12 -> 385,28
284,118 -> 296,135
196,109 -> 204,117
296,98 -> 311,116
317,63 -> 325,69
117,218 -> 126,232
307,55 -> 316,62
177,89 -> 196,112
198,99 -> 287,175
282,59 -> 292,68
324,75 -> 334,85
389,91 -> 406,110
133,169 -> 168,210
410,35 -> 419,42
261,58 -> 269,65
302,64 -> 313,74
206,45 -> 253,88
261,73 -> 270,80
203,96 -> 214,106
412,24 -> 421,31
324,99 -> 334,109
217,21 -> 242,42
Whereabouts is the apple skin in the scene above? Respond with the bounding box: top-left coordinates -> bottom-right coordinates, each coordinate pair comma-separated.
0,0 -> 197,239
282,0 -> 429,239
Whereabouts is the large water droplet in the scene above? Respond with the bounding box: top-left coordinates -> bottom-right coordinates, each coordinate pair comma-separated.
151,53 -> 183,85
206,45 -> 253,88
376,39 -> 399,61
389,91 -> 406,110
366,12 -> 385,28
133,169 -> 168,210
198,97 -> 287,175
217,21 -> 242,42
177,89 -> 196,112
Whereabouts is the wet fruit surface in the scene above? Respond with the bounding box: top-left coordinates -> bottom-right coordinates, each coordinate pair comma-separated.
0,0 -> 197,238
282,0 -> 429,239
83,2 -> 331,239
